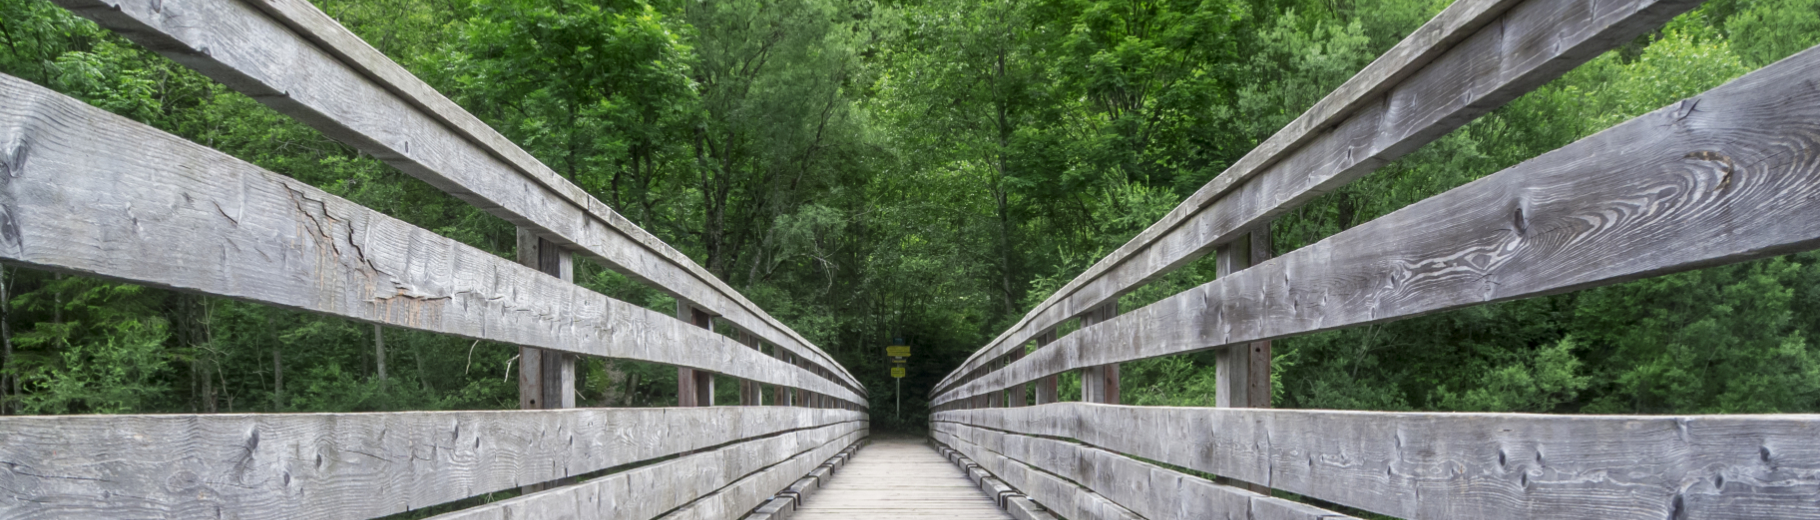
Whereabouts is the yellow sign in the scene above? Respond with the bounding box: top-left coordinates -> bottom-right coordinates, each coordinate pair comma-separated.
891,366 -> 906,378
887,345 -> 911,357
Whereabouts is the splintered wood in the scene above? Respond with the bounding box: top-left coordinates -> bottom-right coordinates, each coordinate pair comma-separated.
792,438 -> 1011,520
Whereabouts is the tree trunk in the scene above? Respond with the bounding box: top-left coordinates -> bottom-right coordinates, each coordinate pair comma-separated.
0,266 -> 11,415
413,336 -> 432,393
272,343 -> 283,412
374,324 -> 387,392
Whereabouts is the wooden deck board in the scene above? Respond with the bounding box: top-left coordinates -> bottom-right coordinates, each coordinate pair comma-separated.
792,438 -> 1012,520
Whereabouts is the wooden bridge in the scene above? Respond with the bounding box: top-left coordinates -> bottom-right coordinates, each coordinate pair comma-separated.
1,0 -> 1819,516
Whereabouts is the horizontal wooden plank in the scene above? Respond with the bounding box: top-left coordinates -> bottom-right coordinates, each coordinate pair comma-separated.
652,431 -> 866,520
0,73 -> 862,405
938,404 -> 1820,519
0,407 -> 862,520
430,423 -> 865,520
936,0 -> 1700,394
933,422 -> 1356,520
937,40 -> 1820,406
50,0 -> 863,394
932,431 -> 1140,520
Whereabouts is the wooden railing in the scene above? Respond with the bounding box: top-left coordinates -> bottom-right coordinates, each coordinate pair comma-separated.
930,0 -> 1820,516
0,0 -> 868,517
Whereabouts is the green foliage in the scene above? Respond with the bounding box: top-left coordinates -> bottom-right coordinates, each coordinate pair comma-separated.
0,0 -> 1817,430
1438,336 -> 1590,412
1726,0 -> 1820,66
9,277 -> 171,414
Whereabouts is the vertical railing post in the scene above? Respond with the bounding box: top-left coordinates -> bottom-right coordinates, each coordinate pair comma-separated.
772,348 -> 793,406
1215,224 -> 1273,493
515,228 -> 575,494
1034,330 -> 1058,404
987,356 -> 1004,407
1214,226 -> 1271,409
794,355 -> 810,407
1247,229 -> 1273,408
676,303 -> 715,407
516,229 -> 575,411
1007,347 -> 1027,407
737,331 -> 761,405
1079,302 -> 1120,404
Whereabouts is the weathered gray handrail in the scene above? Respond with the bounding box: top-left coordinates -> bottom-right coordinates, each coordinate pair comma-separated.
0,407 -> 861,519
935,0 -> 1700,395
430,423 -> 867,520
0,68 -> 870,518
0,74 -> 861,406
931,0 -> 1820,515
932,425 -> 1355,520
0,0 -> 873,515
933,39 -> 1820,407
938,405 -> 1820,520
52,0 -> 863,395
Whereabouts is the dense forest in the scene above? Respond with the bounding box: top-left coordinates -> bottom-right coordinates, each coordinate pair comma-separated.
1,0 -> 1819,434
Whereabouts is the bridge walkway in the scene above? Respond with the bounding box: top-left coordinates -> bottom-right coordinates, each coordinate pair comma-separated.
793,438 -> 1012,520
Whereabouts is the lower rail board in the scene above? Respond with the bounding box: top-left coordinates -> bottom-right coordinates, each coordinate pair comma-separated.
0,408 -> 860,519
655,430 -> 868,520
432,423 -> 865,520
933,430 -> 1139,520
938,405 -> 1820,520
933,422 -> 1355,520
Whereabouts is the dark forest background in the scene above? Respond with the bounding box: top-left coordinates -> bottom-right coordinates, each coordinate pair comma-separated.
2,0 -> 1819,433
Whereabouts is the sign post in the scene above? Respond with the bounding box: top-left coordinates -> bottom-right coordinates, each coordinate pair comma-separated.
887,342 -> 910,422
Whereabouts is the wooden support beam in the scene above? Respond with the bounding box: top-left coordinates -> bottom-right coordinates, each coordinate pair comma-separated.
986,356 -> 1004,408
935,0 -> 1702,394
936,42 -> 1820,406
938,405 -> 1820,520
1007,348 -> 1027,407
0,407 -> 861,520
1212,229 -> 1269,410
934,421 -> 1355,520
773,350 -> 793,406
1078,303 -> 1120,404
0,74 -> 863,405
517,230 -> 576,411
795,356 -> 810,407
1033,331 -> 1057,405
1247,229 -> 1273,408
677,303 -> 715,407
429,422 -> 866,520
738,331 -> 761,406
515,231 -> 576,493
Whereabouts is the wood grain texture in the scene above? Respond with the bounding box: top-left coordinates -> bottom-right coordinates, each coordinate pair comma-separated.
932,431 -> 1140,520
516,230 -> 575,412
938,404 -> 1820,519
46,0 -> 863,394
430,422 -> 865,520
1079,303 -> 1119,405
0,407 -> 861,519
934,0 -> 1701,394
937,41 -> 1820,406
0,74 -> 862,406
934,422 -> 1357,520
1212,235 -> 1268,410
